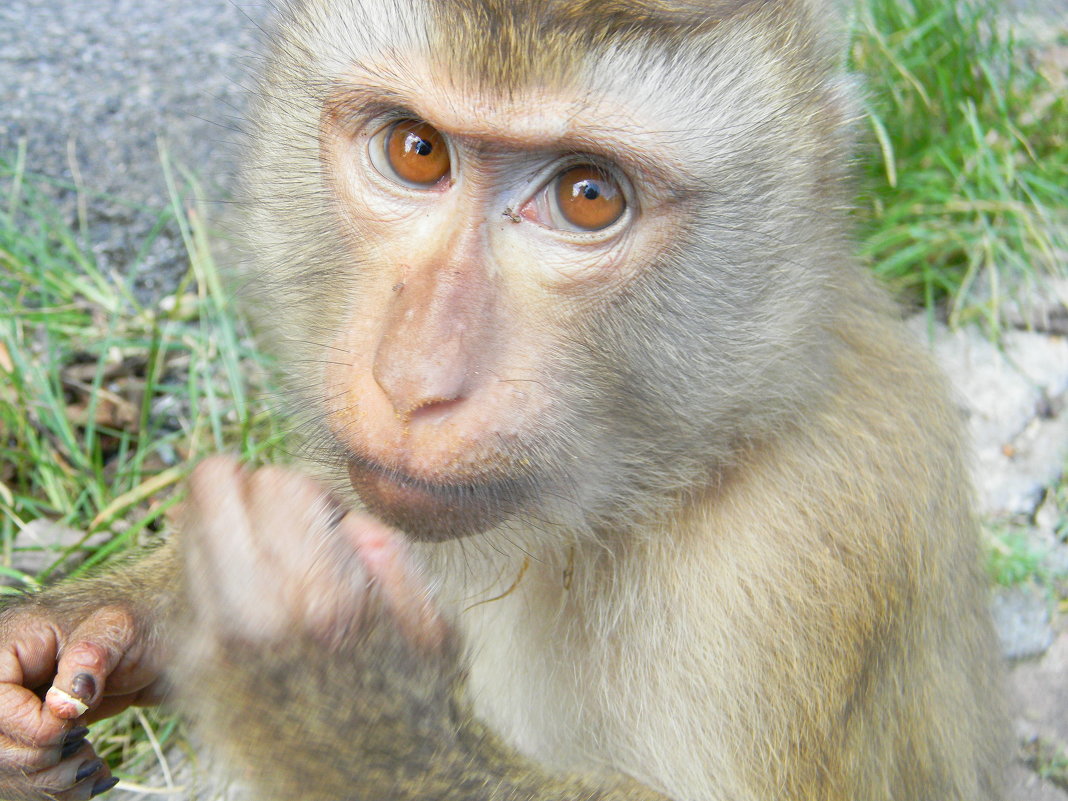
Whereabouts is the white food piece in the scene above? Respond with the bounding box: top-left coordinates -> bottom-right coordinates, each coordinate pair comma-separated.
45,686 -> 89,717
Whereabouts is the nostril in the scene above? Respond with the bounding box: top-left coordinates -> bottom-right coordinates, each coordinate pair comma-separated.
406,396 -> 466,425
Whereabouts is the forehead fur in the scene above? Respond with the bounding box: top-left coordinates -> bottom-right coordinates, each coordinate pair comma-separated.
425,0 -> 827,89
278,0 -> 838,105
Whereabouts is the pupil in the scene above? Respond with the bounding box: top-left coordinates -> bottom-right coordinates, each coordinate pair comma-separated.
579,181 -> 600,200
406,133 -> 432,156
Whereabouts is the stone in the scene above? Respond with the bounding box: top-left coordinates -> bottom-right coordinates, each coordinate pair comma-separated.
994,584 -> 1056,661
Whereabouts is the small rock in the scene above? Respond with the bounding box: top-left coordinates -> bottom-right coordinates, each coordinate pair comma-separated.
4,520 -> 112,586
909,318 -> 1068,519
1035,492 -> 1062,540
993,584 -> 1055,661
1001,278 -> 1068,337
1010,628 -> 1068,797
1043,545 -> 1068,578
1002,329 -> 1068,399
8,520 -> 88,581
909,318 -> 1039,447
989,414 -> 1068,520
1011,629 -> 1068,743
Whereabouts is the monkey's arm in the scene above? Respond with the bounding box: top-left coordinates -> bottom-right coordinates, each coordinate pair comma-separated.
184,612 -> 665,801
176,458 -> 669,801
0,544 -> 179,799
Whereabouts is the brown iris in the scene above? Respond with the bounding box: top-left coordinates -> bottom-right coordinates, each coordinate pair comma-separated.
385,120 -> 450,186
554,166 -> 625,231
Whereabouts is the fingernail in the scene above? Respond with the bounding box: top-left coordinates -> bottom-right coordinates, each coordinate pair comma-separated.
90,776 -> 119,797
63,726 -> 90,743
60,728 -> 89,760
76,759 -> 103,782
71,673 -> 97,702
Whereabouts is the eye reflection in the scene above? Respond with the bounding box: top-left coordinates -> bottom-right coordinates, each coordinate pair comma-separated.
374,119 -> 451,187
552,166 -> 625,231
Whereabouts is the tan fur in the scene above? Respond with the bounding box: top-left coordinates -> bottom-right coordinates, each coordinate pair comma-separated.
420,273 -> 1005,800
231,1 -> 1008,799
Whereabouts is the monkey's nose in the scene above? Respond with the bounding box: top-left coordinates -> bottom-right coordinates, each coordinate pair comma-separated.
371,262 -> 492,423
371,346 -> 469,424
406,395 -> 467,424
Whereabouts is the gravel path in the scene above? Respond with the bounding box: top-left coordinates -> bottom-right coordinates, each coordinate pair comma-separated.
0,0 -> 267,297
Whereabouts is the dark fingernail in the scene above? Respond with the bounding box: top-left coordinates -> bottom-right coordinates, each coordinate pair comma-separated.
90,776 -> 119,797
60,729 -> 89,760
76,759 -> 103,782
63,726 -> 90,743
71,673 -> 97,701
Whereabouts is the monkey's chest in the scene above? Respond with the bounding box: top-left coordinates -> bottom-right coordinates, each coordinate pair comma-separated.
459,601 -> 604,769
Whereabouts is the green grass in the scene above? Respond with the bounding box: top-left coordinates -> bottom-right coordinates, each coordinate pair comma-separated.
0,148 -> 285,790
0,149 -> 283,588
850,0 -> 1068,329
985,525 -> 1049,588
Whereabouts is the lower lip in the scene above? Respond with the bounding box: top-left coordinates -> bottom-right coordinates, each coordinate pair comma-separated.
345,458 -> 523,540
346,458 -> 477,520
352,463 -> 448,510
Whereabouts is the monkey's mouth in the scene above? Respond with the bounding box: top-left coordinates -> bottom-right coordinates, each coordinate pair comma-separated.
346,457 -> 528,541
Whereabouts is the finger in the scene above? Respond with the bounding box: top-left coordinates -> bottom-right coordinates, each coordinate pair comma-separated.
246,467 -> 366,632
82,680 -> 168,724
0,612 -> 63,689
183,458 -> 260,622
24,740 -> 102,794
46,607 -> 136,720
0,737 -> 102,801
0,690 -> 85,774
245,465 -> 341,574
0,616 -> 72,763
341,513 -> 447,651
0,732 -> 63,774
50,766 -> 118,801
183,459 -> 286,639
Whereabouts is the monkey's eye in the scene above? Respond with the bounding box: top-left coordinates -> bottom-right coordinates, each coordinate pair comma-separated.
524,165 -> 627,233
370,119 -> 451,188
554,166 -> 625,230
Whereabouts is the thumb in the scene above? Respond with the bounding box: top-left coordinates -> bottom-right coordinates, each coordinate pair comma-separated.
45,607 -> 137,720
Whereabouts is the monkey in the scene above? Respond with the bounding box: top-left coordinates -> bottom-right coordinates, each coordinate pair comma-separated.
0,0 -> 1007,799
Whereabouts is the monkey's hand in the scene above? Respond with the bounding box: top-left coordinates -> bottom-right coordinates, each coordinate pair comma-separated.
177,455 -> 446,652
176,457 -> 668,801
0,553 -> 173,800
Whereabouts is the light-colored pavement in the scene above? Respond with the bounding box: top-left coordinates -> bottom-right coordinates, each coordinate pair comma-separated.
0,0 -> 267,296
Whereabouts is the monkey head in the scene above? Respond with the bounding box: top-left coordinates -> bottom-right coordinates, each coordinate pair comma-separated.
242,0 -> 857,542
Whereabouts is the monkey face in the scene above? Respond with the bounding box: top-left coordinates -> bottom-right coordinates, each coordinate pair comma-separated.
245,0 -> 852,541
306,75 -> 686,540
311,106 -> 653,540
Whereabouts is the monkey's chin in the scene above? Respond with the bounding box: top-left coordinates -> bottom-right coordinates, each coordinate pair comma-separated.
346,458 -> 523,542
